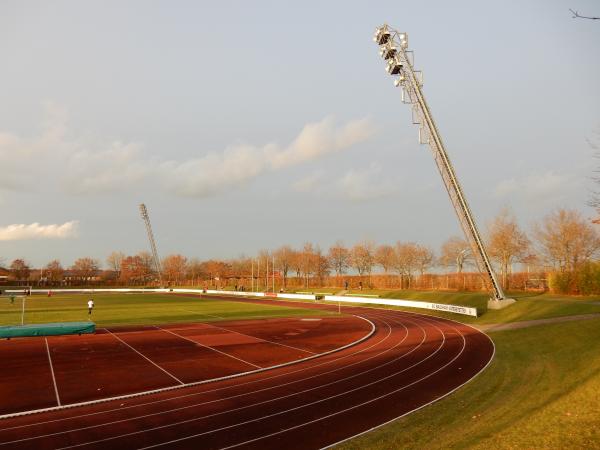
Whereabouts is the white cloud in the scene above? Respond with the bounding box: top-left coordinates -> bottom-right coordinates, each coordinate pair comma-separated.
163,116 -> 376,197
0,221 -> 79,241
62,142 -> 150,195
162,143 -> 269,197
0,105 -> 376,198
269,117 -> 375,169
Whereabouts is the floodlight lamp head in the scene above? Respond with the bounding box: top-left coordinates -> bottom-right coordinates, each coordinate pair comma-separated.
373,25 -> 391,45
386,58 -> 403,75
379,42 -> 397,60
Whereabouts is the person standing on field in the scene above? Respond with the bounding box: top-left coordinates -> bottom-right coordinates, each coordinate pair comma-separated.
87,298 -> 94,317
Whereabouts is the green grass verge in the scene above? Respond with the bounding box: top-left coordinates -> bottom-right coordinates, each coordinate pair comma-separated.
0,293 -> 333,327
336,317 -> 600,449
303,289 -> 600,325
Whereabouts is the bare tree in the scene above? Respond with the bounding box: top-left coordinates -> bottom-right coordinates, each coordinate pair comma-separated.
440,236 -> 473,273
569,8 -> 599,20
535,209 -> 600,272
162,254 -> 188,284
394,242 -> 419,288
414,245 -> 435,276
351,241 -> 375,278
274,246 -> 294,288
9,259 -> 30,281
375,245 -> 395,273
137,251 -> 155,281
300,243 -> 316,288
186,257 -> 206,286
328,241 -> 350,276
290,249 -> 302,279
106,251 -> 125,278
487,209 -> 530,289
314,246 -> 330,286
71,257 -> 100,284
45,260 -> 64,285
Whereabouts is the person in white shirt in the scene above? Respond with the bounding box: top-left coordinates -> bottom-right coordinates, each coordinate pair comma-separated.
87,299 -> 94,317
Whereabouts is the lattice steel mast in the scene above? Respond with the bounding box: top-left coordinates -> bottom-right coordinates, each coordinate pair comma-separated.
373,24 -> 509,305
139,203 -> 163,284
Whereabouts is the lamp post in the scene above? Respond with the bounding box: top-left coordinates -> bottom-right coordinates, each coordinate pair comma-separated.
373,25 -> 513,308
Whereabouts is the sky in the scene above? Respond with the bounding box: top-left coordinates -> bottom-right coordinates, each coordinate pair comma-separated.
0,0 -> 599,268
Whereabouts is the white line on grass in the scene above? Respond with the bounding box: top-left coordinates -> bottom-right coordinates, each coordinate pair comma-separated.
44,338 -> 61,406
155,327 -> 261,369
180,309 -> 224,319
105,330 -> 184,385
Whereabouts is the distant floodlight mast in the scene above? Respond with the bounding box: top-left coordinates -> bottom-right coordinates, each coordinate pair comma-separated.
139,203 -> 163,285
373,24 -> 514,308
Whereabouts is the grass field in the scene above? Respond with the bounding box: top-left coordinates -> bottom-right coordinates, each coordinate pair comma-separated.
336,316 -> 600,449
0,293 -> 332,327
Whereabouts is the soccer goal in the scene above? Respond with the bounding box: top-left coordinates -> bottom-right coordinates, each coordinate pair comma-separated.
0,286 -> 32,326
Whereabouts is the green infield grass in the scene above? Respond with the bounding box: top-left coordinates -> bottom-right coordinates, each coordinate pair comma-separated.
336,316 -> 600,449
0,292 -> 333,327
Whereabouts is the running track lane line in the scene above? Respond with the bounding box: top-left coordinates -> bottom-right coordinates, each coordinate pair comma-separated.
0,316 -> 374,422
155,326 -> 262,369
51,316 -> 436,449
190,321 -> 317,355
0,316 -> 381,437
0,316 -> 398,447
105,329 -> 184,385
44,338 -> 61,407
134,315 -> 456,450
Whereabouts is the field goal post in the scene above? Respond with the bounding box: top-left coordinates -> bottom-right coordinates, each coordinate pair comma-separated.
0,286 -> 32,326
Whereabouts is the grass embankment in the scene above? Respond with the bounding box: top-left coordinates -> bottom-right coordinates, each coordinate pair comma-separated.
0,293 -> 332,327
337,317 -> 600,449
291,288 -> 600,324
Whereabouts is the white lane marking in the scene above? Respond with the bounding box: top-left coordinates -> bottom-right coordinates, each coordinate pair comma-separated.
105,330 -> 184,386
219,322 -> 463,450
324,323 -> 494,449
108,315 -> 445,450
51,316 -> 442,450
197,322 -> 317,355
155,327 -> 261,369
0,316 -> 378,442
45,338 -> 61,406
138,314 -> 458,450
0,315 -> 375,431
0,316 -> 395,447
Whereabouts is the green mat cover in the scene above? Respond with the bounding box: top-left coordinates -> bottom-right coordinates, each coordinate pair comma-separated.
0,322 -> 96,338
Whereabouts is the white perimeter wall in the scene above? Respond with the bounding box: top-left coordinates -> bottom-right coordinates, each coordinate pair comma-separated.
25,288 -> 477,317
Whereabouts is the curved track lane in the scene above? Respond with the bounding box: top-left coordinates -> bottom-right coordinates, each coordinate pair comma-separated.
0,303 -> 494,450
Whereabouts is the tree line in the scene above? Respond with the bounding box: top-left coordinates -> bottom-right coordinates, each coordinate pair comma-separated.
2,208 -> 599,294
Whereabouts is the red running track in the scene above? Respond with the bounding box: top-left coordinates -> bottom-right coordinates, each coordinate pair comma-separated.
0,316 -> 370,416
0,299 -> 494,450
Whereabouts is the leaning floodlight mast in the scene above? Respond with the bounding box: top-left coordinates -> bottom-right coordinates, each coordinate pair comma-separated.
139,203 -> 163,285
373,24 -> 513,308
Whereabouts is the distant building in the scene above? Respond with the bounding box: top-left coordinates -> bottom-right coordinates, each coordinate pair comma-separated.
0,267 -> 9,284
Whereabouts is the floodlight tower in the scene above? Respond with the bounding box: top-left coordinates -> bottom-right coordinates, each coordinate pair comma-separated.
139,203 -> 163,285
373,24 -> 514,309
